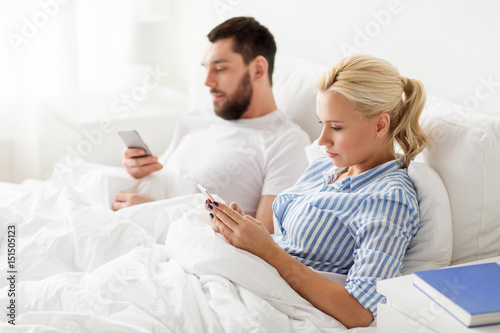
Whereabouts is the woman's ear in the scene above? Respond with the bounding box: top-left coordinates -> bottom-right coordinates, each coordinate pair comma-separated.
376,112 -> 391,137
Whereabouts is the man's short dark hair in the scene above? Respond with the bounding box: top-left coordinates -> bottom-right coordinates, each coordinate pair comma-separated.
207,16 -> 277,85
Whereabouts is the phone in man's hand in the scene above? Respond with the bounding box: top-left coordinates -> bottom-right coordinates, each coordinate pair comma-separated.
118,130 -> 152,157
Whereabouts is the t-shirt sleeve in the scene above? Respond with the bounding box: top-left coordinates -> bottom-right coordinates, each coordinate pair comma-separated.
261,126 -> 311,196
344,189 -> 419,317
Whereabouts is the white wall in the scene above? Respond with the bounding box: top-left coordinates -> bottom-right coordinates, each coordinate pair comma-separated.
169,0 -> 500,117
2,0 -> 499,183
0,0 -> 79,183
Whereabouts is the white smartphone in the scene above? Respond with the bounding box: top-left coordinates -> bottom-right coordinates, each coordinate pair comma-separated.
197,184 -> 215,202
118,130 -> 152,157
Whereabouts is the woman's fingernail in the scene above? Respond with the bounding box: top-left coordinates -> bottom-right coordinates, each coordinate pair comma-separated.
213,202 -> 219,207
207,204 -> 213,210
209,213 -> 214,219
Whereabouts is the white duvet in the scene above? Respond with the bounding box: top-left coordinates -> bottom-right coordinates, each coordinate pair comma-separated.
0,159 -> 374,332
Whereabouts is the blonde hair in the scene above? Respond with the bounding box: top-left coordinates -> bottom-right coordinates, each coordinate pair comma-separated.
316,54 -> 427,168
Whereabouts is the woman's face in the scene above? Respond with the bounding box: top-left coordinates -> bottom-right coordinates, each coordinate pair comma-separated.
316,91 -> 385,174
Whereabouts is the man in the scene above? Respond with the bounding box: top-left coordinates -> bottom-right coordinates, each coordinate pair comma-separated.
112,17 -> 310,233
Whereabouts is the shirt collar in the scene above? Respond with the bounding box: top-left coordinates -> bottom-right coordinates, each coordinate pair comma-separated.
323,166 -> 349,185
322,159 -> 402,191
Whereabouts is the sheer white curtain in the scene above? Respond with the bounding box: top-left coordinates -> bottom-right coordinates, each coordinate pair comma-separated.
0,0 -> 161,182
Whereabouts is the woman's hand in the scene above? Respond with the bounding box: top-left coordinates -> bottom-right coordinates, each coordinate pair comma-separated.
229,202 -> 245,216
205,201 -> 279,260
204,200 -> 244,233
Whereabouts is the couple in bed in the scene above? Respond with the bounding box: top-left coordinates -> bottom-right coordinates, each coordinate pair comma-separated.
117,17 -> 427,328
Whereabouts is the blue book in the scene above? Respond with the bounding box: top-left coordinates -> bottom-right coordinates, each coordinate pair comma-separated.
413,262 -> 500,327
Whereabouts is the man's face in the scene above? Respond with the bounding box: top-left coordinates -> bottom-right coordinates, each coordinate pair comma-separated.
202,38 -> 253,120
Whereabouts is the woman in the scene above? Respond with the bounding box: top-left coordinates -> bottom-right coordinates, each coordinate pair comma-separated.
206,54 -> 427,328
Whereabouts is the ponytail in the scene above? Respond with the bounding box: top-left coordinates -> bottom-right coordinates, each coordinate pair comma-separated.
392,77 -> 428,168
316,55 -> 428,168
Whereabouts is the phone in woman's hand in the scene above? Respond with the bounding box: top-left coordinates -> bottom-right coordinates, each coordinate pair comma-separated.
197,184 -> 215,201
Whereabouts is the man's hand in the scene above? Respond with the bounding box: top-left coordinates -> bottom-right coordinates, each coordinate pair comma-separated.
123,148 -> 163,179
112,192 -> 154,211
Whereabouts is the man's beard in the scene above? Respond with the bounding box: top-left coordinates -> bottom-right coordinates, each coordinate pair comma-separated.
213,71 -> 253,120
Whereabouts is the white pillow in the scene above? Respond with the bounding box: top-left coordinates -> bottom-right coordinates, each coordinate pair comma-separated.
304,139 -> 324,164
272,54 -> 328,141
402,161 -> 453,274
416,95 -> 500,264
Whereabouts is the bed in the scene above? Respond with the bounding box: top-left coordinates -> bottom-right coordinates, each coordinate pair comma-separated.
1,52 -> 500,333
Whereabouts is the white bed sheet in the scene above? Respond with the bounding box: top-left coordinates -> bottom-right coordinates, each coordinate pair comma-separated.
0,161 -> 376,332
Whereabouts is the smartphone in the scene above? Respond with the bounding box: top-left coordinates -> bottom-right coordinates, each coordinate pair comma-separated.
197,184 -> 215,202
118,130 -> 152,157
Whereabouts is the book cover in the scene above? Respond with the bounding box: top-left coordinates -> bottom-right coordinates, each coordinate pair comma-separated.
413,262 -> 500,327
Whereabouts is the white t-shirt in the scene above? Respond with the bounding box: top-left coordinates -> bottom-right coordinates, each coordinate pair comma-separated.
160,108 -> 311,217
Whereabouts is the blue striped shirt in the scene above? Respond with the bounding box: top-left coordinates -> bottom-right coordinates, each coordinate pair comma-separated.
271,155 -> 419,316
